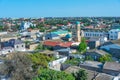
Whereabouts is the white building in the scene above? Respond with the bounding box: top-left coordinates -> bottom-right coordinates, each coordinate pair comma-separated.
109,29 -> 120,40
20,22 -> 36,31
83,30 -> 107,38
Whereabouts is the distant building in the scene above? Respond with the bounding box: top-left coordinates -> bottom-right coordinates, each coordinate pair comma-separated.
45,32 -> 60,40
52,30 -> 71,37
108,29 -> 120,40
87,38 -> 100,49
83,30 -> 107,38
62,33 -> 72,41
20,22 -> 36,31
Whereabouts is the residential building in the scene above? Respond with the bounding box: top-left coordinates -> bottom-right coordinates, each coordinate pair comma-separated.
20,21 -> 36,31
83,30 -> 107,38
87,39 -> 100,49
100,41 -> 120,58
52,30 -> 71,37
64,66 -> 100,80
45,32 -> 60,40
55,48 -> 72,56
103,62 -> 120,76
0,39 -> 26,55
79,61 -> 103,72
0,47 -> 14,55
109,29 -> 120,40
95,73 -> 114,80
85,50 -> 109,61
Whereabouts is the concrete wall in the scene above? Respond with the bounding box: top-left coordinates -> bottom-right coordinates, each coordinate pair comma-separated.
0,48 -> 14,55
28,43 -> 39,51
102,69 -> 120,76
1,37 -> 18,42
14,43 -> 26,51
49,57 -> 67,67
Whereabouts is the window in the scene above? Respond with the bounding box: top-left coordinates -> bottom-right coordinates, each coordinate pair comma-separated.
22,45 -> 24,47
8,50 -> 10,53
48,37 -> 50,39
16,46 -> 19,48
111,36 -> 113,38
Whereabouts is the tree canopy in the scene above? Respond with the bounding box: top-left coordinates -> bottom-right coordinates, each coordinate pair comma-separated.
28,53 -> 54,69
1,53 -> 35,80
32,69 -> 75,80
73,69 -> 88,80
78,38 -> 87,54
99,54 -> 112,63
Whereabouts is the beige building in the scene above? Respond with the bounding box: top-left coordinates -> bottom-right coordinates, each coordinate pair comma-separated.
0,34 -> 18,42
27,43 -> 39,51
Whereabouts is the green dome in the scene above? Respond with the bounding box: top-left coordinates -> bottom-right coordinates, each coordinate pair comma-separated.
65,34 -> 72,38
76,21 -> 80,25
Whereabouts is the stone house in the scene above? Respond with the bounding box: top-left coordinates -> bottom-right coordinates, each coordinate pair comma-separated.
103,62 -> 120,76
79,61 -> 103,72
0,39 -> 26,55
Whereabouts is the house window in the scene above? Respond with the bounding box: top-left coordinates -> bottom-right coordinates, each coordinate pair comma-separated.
16,46 -> 19,48
8,50 -> 10,53
48,37 -> 50,39
22,45 -> 24,47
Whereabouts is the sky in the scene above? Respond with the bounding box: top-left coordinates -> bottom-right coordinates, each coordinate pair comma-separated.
0,0 -> 120,18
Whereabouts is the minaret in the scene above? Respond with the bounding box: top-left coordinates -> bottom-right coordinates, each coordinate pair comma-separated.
76,21 -> 81,42
0,37 -> 1,50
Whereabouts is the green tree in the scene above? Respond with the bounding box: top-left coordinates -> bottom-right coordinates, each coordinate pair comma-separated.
99,54 -> 112,63
73,69 -> 88,80
28,53 -> 54,69
78,38 -> 87,54
85,56 -> 94,61
32,69 -> 75,80
0,26 -> 3,31
35,43 -> 44,50
1,53 -> 35,80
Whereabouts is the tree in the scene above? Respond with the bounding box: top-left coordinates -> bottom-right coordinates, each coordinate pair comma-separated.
99,54 -> 112,63
78,38 -> 87,54
1,52 -> 35,80
73,69 -> 88,80
28,53 -> 54,69
85,56 -> 94,61
0,26 -> 3,31
32,69 -> 75,80
35,43 -> 44,50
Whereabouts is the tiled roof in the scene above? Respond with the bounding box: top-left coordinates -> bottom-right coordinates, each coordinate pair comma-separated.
57,42 -> 72,47
44,41 -> 60,47
43,41 -> 72,47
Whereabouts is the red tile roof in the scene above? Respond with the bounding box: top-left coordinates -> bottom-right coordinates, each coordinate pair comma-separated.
44,41 -> 60,47
43,41 -> 73,47
57,42 -> 73,47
